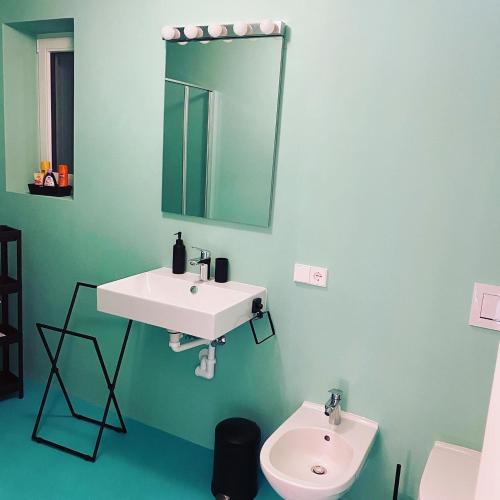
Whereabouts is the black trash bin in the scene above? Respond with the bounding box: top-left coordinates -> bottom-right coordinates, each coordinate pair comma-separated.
211,417 -> 261,499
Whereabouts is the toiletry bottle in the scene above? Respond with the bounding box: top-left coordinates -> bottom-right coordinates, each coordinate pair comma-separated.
43,167 -> 58,187
40,160 -> 51,175
172,232 -> 186,274
33,172 -> 44,186
58,164 -> 69,187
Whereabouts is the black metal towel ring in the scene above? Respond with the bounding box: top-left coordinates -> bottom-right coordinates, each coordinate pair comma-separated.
248,298 -> 276,345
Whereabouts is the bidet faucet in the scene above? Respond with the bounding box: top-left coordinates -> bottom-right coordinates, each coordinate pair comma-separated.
189,247 -> 211,281
325,388 -> 343,426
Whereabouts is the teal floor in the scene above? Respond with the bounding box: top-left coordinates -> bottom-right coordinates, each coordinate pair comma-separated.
0,382 -> 278,499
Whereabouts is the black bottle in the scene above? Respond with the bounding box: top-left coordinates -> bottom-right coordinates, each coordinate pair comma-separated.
172,232 -> 186,274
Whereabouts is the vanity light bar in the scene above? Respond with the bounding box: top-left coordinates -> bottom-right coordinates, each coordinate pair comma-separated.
161,21 -> 286,42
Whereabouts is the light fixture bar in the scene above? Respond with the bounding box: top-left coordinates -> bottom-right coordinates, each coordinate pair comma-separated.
161,21 -> 286,42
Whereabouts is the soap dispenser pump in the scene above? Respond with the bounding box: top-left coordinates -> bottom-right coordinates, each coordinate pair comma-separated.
172,232 -> 186,274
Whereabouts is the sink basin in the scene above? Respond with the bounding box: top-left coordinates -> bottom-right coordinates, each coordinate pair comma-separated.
97,267 -> 266,340
260,402 -> 378,500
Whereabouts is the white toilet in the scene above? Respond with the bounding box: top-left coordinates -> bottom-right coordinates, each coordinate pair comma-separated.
418,343 -> 500,500
418,441 -> 481,500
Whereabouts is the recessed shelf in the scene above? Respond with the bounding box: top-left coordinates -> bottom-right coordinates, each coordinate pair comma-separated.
3,19 -> 75,197
14,190 -> 74,201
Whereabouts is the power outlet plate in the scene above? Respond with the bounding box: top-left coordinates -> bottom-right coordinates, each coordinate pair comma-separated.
310,266 -> 328,287
294,263 -> 328,288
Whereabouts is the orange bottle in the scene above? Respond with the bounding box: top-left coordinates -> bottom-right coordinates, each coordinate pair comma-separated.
58,164 -> 69,187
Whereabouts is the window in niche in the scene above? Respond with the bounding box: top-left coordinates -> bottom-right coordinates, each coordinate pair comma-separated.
38,37 -> 74,175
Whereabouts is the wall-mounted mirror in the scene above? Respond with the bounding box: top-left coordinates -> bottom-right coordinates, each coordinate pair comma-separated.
162,30 -> 285,227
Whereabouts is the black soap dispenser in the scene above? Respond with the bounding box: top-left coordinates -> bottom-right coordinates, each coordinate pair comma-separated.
172,232 -> 186,274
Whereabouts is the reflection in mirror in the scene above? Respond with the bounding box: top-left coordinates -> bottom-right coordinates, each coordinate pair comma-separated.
162,36 -> 284,227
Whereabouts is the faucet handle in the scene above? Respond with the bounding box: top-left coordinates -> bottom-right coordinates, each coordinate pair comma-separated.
192,246 -> 211,259
328,388 -> 343,401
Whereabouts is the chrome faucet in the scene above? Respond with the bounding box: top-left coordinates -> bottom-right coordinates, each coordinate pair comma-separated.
325,388 -> 343,426
189,247 -> 211,281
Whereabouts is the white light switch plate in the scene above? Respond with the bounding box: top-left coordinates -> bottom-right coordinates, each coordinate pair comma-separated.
293,263 -> 310,283
294,263 -> 328,288
469,282 -> 500,332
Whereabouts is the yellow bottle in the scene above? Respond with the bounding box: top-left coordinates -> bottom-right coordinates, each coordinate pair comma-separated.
40,160 -> 51,174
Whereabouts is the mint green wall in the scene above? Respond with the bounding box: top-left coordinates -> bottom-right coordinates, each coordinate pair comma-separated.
1,1 -> 500,499
2,25 -> 38,193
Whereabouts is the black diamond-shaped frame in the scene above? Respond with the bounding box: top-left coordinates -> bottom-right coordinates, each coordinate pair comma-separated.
31,282 -> 133,462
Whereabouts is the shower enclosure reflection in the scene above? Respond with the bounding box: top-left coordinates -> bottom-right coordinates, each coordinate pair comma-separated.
162,36 -> 284,227
163,79 -> 213,217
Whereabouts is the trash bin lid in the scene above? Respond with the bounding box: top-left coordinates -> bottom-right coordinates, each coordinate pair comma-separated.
215,418 -> 261,446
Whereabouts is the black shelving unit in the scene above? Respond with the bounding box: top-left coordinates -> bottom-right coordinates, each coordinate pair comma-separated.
0,225 -> 23,399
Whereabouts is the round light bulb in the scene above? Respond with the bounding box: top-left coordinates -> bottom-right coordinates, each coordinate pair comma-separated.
208,24 -> 227,38
260,19 -> 277,35
161,26 -> 180,41
184,25 -> 203,39
233,22 -> 252,37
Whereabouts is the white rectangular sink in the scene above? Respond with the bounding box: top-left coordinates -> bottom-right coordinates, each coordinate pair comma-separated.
97,267 -> 267,340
